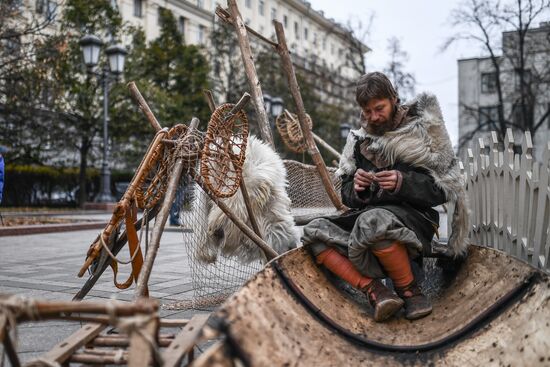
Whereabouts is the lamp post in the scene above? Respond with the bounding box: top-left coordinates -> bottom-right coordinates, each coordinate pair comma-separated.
263,94 -> 284,122
80,35 -> 127,203
339,123 -> 352,142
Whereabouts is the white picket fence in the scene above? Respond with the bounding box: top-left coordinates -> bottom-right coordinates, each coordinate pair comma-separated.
454,129 -> 550,272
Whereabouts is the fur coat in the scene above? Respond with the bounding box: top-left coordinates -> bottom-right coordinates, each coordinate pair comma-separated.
189,136 -> 300,264
337,92 -> 469,257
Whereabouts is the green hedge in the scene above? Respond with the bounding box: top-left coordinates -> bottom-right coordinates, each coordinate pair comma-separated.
2,165 -> 133,207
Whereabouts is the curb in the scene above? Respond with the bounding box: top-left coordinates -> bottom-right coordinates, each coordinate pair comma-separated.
0,221 -> 107,237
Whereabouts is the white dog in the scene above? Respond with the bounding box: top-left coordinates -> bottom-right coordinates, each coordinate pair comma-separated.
183,135 -> 300,264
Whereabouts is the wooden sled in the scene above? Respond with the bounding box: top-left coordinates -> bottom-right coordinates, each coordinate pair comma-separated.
194,245 -> 550,366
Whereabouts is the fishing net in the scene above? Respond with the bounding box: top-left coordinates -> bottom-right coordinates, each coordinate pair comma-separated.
161,104 -> 262,310
284,160 -> 342,218
166,103 -> 342,310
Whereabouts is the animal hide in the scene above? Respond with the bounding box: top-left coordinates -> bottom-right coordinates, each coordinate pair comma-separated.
191,135 -> 300,264
336,92 -> 469,258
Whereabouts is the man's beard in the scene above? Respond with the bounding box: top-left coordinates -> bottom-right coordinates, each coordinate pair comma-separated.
360,104 -> 408,136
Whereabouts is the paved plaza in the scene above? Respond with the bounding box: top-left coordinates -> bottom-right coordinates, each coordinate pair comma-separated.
0,220 -> 206,363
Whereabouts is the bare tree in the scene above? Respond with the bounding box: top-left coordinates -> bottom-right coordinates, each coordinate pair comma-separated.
384,37 -> 416,102
0,0 -> 58,78
343,14 -> 374,76
443,0 -> 550,148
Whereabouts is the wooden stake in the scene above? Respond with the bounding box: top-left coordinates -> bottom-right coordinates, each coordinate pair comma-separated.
313,133 -> 342,160
226,0 -> 275,147
273,21 -> 346,211
128,82 -> 163,132
134,117 -> 200,299
195,175 -> 278,260
128,314 -> 159,367
203,89 -> 217,112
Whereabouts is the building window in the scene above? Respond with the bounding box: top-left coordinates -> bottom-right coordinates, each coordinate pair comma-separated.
294,21 -> 299,39
512,103 -> 532,127
283,15 -> 288,28
259,25 -> 265,34
36,0 -> 45,13
271,7 -> 276,20
313,32 -> 317,46
158,7 -> 164,25
514,69 -> 532,92
481,72 -> 497,93
178,16 -> 186,34
5,33 -> 21,55
258,0 -> 264,16
245,0 -> 251,8
133,0 -> 142,18
479,106 -> 499,126
322,37 -> 326,50
198,25 -> 205,44
304,27 -> 308,40
197,0 -> 204,9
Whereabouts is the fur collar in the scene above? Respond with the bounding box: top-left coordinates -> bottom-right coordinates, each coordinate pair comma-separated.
337,92 -> 469,257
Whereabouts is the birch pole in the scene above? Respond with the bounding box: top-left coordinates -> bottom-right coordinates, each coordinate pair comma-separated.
226,0 -> 274,147
273,21 -> 346,210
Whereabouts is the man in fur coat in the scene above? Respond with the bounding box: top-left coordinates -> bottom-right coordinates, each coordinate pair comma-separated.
302,72 -> 468,322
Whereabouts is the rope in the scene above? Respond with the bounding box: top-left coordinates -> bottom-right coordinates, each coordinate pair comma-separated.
105,300 -> 164,366
0,295 -> 40,360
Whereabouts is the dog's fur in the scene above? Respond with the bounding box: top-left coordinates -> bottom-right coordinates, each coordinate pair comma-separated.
337,92 -> 469,257
189,135 -> 300,264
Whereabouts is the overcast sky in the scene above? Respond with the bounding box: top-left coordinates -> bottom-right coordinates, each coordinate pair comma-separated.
309,0 -> 479,145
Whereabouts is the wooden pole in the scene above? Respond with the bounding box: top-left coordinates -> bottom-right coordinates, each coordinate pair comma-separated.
73,204 -> 160,301
194,176 -> 278,260
273,21 -> 346,210
226,0 -> 274,148
134,117 -> 200,299
128,82 -> 163,132
203,90 -> 217,113
312,134 -> 341,160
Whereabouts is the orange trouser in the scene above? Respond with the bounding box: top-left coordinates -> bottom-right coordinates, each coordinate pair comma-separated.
316,242 -> 413,289
316,248 -> 372,289
372,242 -> 413,288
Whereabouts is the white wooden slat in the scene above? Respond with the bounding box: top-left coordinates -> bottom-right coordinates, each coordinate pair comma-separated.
489,131 -> 501,249
516,132 -> 533,260
502,129 -> 515,253
532,142 -> 550,267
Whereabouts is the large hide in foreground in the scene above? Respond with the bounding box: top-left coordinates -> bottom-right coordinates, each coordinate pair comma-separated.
197,245 -> 550,366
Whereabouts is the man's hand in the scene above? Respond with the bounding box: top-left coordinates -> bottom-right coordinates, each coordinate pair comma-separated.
375,170 -> 399,191
354,169 -> 375,192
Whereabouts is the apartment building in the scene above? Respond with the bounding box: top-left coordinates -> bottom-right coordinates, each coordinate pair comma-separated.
458,22 -> 550,161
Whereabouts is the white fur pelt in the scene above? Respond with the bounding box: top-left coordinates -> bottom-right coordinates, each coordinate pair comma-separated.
192,135 -> 300,264
337,92 -> 469,258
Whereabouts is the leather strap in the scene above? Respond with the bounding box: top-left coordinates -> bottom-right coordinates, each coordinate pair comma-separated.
111,202 -> 148,296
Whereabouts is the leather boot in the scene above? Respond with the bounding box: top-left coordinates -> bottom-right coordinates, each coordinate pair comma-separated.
362,280 -> 404,322
395,281 -> 432,320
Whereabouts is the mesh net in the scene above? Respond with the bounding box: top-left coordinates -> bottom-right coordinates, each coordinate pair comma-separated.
284,160 -> 342,218
161,109 -> 342,310
175,181 -> 264,310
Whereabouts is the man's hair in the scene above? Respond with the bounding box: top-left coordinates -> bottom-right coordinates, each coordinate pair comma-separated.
355,72 -> 398,106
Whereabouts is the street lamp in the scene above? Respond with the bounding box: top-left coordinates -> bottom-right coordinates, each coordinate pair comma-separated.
271,97 -> 284,117
263,94 -> 284,121
340,123 -> 352,141
80,35 -> 127,203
